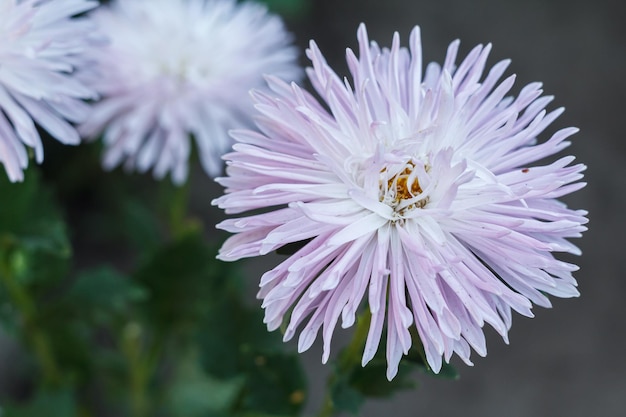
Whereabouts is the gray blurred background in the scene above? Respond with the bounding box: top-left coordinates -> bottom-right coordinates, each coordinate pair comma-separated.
202,0 -> 624,416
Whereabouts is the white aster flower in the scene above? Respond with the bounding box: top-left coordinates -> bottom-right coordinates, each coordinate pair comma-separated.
213,24 -> 588,380
0,0 -> 99,182
80,0 -> 301,184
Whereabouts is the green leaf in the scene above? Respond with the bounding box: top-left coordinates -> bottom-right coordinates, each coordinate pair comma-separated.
440,362 -> 460,379
7,248 -> 69,289
198,296 -> 284,379
348,358 -> 416,398
404,338 -> 460,380
15,222 -> 70,257
239,352 -> 307,414
134,232 -> 227,333
330,376 -> 364,415
0,247 -> 69,338
324,316 -> 457,415
39,319 -> 90,381
420,361 -> 460,380
2,386 -> 77,417
66,266 -> 147,318
167,350 -> 244,417
197,287 -> 306,415
0,169 -> 70,257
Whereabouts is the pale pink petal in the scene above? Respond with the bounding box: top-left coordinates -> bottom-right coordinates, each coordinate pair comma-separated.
214,23 -> 587,379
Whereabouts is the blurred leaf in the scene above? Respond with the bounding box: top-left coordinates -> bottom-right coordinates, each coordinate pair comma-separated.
411,359 -> 459,380
330,377 -> 364,415
436,362 -> 460,379
328,336 -> 457,413
8,248 -> 69,290
0,168 -> 71,319
39,319 -> 90,382
239,352 -> 306,415
32,268 -> 145,385
325,320 -> 457,414
0,246 -> 70,341
0,169 -> 70,257
1,386 -> 77,417
198,297 -> 281,379
90,347 -> 129,402
15,222 -> 70,257
134,231 -> 226,333
348,357 -> 416,398
167,350 -> 244,417
197,287 -> 306,416
404,339 -> 460,380
66,266 -> 146,318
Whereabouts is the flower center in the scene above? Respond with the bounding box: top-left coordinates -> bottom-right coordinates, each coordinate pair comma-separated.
379,161 -> 428,214
391,166 -> 422,200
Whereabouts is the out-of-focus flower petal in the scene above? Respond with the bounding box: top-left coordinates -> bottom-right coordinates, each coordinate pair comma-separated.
0,0 -> 99,181
80,0 -> 301,184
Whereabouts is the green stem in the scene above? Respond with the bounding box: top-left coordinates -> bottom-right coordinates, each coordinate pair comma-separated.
166,179 -> 192,239
0,250 -> 60,386
123,322 -> 164,417
123,323 -> 149,417
316,394 -> 335,417
315,309 -> 372,417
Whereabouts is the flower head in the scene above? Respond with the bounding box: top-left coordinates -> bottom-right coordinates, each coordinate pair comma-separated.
213,24 -> 588,379
80,0 -> 301,184
0,0 -> 99,182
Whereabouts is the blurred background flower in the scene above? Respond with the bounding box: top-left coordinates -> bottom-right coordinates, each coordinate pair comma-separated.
80,0 -> 301,184
0,0 -> 99,182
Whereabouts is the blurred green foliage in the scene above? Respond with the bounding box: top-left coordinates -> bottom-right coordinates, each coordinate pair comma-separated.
0,169 -> 307,417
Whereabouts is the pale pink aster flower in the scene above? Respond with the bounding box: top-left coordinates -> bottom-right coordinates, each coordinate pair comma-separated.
0,0 -> 99,182
79,0 -> 301,184
213,24 -> 588,380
